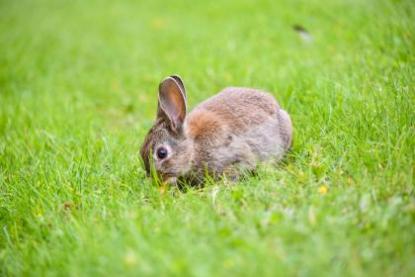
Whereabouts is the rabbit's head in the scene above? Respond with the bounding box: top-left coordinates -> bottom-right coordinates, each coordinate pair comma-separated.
140,76 -> 193,183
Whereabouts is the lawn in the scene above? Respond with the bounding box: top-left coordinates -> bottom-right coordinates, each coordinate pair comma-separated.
0,0 -> 414,276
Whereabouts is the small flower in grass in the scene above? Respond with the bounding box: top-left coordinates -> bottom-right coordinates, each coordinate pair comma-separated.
223,258 -> 235,268
124,249 -> 137,267
318,185 -> 328,195
159,183 -> 168,194
151,18 -> 165,29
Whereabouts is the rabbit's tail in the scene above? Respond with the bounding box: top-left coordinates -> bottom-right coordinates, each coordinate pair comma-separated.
278,109 -> 293,150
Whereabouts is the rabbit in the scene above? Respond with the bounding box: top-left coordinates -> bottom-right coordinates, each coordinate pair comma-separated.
140,75 -> 292,186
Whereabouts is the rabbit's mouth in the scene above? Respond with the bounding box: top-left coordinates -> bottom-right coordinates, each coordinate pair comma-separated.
160,172 -> 178,181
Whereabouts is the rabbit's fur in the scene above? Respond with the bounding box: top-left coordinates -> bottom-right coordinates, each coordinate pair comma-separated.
140,75 -> 292,185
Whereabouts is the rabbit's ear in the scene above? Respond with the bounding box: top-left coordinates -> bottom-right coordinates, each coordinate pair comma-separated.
157,76 -> 187,132
169,75 -> 186,98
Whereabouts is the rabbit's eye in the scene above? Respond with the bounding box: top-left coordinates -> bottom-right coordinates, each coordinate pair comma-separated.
156,146 -> 168,160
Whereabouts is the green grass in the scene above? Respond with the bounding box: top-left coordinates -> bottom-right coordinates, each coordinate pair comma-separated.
1,0 -> 414,276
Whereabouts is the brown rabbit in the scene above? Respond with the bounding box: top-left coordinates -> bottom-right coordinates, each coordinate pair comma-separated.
140,75 -> 292,185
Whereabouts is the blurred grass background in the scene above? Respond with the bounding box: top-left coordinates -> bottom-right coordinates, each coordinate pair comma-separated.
0,0 -> 414,276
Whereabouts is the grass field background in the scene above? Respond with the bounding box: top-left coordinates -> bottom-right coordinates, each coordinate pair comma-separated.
1,0 -> 414,275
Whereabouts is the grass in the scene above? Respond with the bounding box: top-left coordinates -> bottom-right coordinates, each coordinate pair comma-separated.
0,0 -> 414,276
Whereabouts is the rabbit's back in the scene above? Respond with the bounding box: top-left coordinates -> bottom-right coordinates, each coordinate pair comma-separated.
193,88 -> 278,130
184,87 -> 291,175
